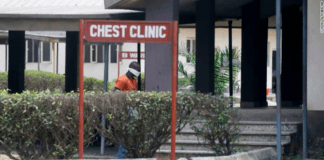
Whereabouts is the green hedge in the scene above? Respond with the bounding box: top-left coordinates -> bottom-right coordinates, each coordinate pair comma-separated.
0,70 -> 114,92
0,90 -> 99,159
0,90 -> 239,159
138,73 -> 191,90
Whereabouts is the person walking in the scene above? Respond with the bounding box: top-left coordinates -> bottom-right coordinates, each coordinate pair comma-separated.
115,61 -> 140,158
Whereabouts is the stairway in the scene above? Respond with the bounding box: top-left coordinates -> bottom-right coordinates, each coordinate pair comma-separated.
156,121 -> 302,157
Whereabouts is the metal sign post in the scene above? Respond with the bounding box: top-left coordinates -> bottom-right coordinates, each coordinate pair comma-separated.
78,19 -> 85,159
302,0 -> 308,158
171,21 -> 178,160
101,43 -> 110,154
137,43 -> 141,91
275,0 -> 282,159
79,20 -> 178,160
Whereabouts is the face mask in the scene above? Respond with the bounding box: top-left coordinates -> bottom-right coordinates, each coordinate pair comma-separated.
128,68 -> 140,77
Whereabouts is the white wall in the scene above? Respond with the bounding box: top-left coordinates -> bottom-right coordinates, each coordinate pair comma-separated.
307,0 -> 324,111
57,43 -> 66,75
0,45 -> 7,72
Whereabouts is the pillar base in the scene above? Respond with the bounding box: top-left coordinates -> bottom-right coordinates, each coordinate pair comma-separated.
241,101 -> 268,108
260,101 -> 268,107
241,102 -> 259,108
282,101 -> 302,107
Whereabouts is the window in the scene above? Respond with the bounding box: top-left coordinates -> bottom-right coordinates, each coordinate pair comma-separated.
97,45 -> 104,63
34,41 -> 39,62
26,40 -> 54,63
27,40 -> 32,62
26,39 -> 40,63
84,44 -> 106,63
91,45 -> 97,63
42,42 -> 51,62
186,40 -> 191,53
186,38 -> 196,63
186,38 -> 196,53
85,44 -> 91,63
110,44 -> 117,63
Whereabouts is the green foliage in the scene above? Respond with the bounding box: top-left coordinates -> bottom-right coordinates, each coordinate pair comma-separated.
84,77 -> 114,92
178,77 -> 191,88
139,72 -> 145,91
0,70 -> 114,92
285,155 -> 303,160
284,147 -> 324,159
0,90 -> 99,159
0,89 -> 239,159
95,91 -> 229,158
178,46 -> 241,95
190,95 -> 240,156
309,147 -> 324,159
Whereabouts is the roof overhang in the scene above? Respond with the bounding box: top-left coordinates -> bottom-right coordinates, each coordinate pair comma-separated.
0,0 -> 142,31
105,0 -> 303,22
0,30 -> 65,42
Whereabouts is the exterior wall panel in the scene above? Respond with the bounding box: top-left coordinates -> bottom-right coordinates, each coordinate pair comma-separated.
307,0 -> 324,111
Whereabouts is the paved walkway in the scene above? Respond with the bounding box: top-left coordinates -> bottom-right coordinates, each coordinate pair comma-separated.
0,145 -> 119,159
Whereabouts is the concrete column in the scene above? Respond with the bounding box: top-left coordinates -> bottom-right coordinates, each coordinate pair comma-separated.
65,31 -> 79,92
8,31 -> 25,93
241,0 -> 268,108
144,0 -> 179,92
195,0 -> 215,94
281,6 -> 303,107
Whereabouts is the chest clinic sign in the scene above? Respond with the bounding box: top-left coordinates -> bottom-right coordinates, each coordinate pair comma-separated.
84,20 -> 172,43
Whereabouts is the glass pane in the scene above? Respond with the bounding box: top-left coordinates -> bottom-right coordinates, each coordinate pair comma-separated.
43,42 -> 51,61
97,45 -> 103,63
34,41 -> 39,63
91,45 -> 96,62
110,44 -> 117,63
85,44 -> 90,63
27,40 -> 33,62
186,40 -> 191,53
193,40 -> 196,53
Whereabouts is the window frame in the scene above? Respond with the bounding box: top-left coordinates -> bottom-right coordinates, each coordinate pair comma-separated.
110,44 -> 118,64
186,37 -> 196,63
41,42 -> 52,63
26,39 -> 41,63
97,44 -> 104,63
90,44 -> 98,63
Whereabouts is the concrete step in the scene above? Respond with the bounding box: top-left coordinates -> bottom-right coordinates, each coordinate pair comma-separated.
159,140 -> 289,151
238,130 -> 294,142
155,150 -> 215,158
176,130 -> 295,142
170,121 -> 301,156
238,121 -> 302,132
183,121 -> 302,132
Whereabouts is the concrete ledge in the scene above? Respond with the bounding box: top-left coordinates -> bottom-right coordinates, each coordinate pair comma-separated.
178,147 -> 277,160
0,148 -> 276,160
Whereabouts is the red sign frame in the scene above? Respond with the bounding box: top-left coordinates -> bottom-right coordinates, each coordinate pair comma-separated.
79,20 -> 178,160
84,20 -> 172,43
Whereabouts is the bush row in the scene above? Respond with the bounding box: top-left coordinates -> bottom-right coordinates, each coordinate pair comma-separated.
0,70 -> 114,92
0,90 -> 239,159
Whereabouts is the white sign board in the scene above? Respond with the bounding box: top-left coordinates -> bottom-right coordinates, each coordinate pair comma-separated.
321,1 -> 324,33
